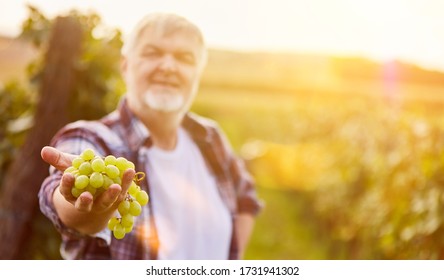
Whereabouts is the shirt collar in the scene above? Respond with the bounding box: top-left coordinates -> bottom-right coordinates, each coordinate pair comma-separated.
118,97 -> 151,151
182,112 -> 215,144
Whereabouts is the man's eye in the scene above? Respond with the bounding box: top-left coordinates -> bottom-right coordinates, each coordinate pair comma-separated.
178,54 -> 196,65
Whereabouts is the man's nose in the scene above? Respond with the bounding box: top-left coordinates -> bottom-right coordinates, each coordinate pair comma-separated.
158,54 -> 178,72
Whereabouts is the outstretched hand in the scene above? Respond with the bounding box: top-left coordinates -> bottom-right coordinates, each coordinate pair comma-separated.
40,146 -> 135,214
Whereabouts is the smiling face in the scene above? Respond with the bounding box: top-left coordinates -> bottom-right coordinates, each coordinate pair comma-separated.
122,14 -> 207,119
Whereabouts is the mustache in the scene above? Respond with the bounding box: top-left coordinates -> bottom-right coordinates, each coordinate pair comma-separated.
149,73 -> 181,86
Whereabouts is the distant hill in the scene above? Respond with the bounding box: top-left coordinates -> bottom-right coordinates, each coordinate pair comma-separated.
202,49 -> 444,93
1,35 -> 443,93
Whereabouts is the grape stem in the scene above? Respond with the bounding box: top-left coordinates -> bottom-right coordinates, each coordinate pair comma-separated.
134,172 -> 145,183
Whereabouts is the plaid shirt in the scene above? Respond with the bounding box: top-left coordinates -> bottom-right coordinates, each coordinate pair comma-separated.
39,98 -> 263,260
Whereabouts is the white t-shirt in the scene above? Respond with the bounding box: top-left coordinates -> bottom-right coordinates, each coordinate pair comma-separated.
142,128 -> 232,259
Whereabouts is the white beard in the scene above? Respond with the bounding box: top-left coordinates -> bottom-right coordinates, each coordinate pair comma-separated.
143,90 -> 184,112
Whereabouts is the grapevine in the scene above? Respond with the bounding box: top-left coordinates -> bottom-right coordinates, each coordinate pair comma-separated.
64,148 -> 149,239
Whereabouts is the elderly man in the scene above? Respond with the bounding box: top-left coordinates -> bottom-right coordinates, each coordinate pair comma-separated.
39,12 -> 262,260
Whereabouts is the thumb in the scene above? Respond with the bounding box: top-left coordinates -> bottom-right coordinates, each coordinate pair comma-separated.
41,146 -> 76,171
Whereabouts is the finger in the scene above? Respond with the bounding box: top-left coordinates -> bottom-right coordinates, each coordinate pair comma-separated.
41,146 -> 76,171
75,191 -> 94,212
119,168 -> 136,200
94,184 -> 121,211
59,173 -> 76,203
97,168 -> 134,209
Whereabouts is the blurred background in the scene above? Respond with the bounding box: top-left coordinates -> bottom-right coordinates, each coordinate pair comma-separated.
1,0 -> 444,260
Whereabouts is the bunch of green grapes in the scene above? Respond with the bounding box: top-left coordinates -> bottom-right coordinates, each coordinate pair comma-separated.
64,148 -> 149,239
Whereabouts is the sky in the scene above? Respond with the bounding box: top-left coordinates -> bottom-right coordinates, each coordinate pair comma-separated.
1,0 -> 444,72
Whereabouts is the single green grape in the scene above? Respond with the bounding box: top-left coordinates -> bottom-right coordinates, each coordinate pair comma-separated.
91,158 -> 105,172
128,181 -> 139,197
78,162 -> 93,175
129,200 -> 142,216
105,165 -> 120,179
104,155 -> 117,166
136,190 -> 149,206
118,200 -> 130,216
115,157 -> 129,171
113,224 -> 125,239
107,217 -> 119,231
81,148 -> 95,161
124,225 -> 133,233
121,214 -> 134,228
90,172 -> 104,188
74,175 -> 89,189
71,187 -> 83,198
71,157 -> 84,169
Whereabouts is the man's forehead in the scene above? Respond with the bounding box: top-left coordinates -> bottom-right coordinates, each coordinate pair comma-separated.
136,28 -> 204,54
141,25 -> 203,44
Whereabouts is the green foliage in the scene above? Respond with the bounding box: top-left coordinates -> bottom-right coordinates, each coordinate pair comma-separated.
1,5 -> 124,186
67,9 -> 125,119
0,81 -> 34,188
19,5 -> 125,121
0,5 -> 125,259
307,110 -> 444,259
193,85 -> 444,260
20,5 -> 51,49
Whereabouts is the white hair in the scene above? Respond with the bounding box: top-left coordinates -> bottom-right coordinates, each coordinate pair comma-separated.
121,13 -> 208,70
